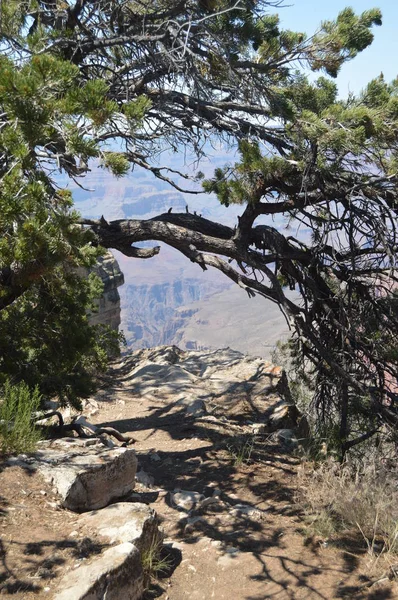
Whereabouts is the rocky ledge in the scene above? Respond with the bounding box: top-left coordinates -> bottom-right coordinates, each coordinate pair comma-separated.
108,345 -> 309,440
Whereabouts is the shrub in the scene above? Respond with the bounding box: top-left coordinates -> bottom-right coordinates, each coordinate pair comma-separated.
0,380 -> 42,455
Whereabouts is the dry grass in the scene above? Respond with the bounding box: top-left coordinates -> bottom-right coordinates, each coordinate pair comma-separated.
297,457 -> 398,565
141,536 -> 172,582
226,435 -> 255,467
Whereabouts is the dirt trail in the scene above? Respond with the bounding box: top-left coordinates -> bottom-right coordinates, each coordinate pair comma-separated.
0,348 -> 397,599
89,356 -> 397,600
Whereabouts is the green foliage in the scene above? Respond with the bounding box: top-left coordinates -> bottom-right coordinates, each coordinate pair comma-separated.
311,8 -> 382,77
101,152 -> 130,178
0,49 -> 123,408
141,536 -> 171,581
0,269 -> 122,409
204,140 -> 303,205
205,55 -> 398,211
123,96 -> 152,129
0,0 -> 393,444
226,435 -> 254,467
0,380 -> 42,456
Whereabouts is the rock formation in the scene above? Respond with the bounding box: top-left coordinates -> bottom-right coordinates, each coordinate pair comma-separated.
35,439 -> 138,512
87,251 -> 124,331
120,278 -> 226,347
109,345 -> 307,434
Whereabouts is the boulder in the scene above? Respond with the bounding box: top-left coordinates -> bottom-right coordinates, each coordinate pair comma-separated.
229,503 -> 267,522
108,345 -> 303,426
275,428 -> 299,449
78,502 -> 163,551
35,439 -> 137,512
54,503 -> 164,600
53,542 -> 144,600
185,399 -> 206,417
135,468 -> 155,488
265,400 -> 300,431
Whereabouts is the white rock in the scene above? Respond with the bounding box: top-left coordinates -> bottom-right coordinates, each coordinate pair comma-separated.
135,469 -> 155,488
172,490 -> 205,512
79,502 -> 162,550
149,453 -> 161,462
86,252 -> 124,332
229,504 -> 267,521
185,399 -> 206,417
251,423 -> 267,435
275,428 -> 298,448
198,496 -> 219,510
53,542 -> 143,600
36,440 -> 137,512
185,516 -> 207,534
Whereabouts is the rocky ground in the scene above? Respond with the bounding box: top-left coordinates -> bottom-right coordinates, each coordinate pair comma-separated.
0,346 -> 397,599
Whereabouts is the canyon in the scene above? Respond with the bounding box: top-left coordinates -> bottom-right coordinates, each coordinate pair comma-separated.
70,158 -> 297,358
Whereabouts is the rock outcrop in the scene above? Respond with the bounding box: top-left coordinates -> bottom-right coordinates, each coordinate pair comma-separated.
8,436 -> 163,600
54,502 -> 163,600
88,251 -> 124,331
12,438 -> 138,512
4,344 -> 398,599
110,345 -> 306,434
120,278 -> 225,347
78,502 -> 162,551
54,543 -> 143,600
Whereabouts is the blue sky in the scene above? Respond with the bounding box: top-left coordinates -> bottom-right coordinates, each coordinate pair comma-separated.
275,0 -> 398,97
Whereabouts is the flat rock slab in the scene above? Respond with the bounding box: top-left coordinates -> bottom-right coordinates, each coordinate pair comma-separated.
34,439 -> 137,512
78,502 -> 163,551
53,542 -> 144,600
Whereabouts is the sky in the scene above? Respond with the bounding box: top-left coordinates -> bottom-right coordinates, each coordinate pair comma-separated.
275,0 -> 398,97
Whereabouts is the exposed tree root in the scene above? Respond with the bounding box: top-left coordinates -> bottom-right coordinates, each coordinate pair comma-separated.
35,412 -> 136,445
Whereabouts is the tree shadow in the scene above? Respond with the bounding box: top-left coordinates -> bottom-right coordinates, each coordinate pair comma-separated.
0,496 -> 9,518
0,535 -> 109,595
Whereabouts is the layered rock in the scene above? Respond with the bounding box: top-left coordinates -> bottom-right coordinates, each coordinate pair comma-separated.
78,502 -> 162,551
9,437 -> 164,600
54,502 -> 163,600
54,543 -> 143,600
120,278 -> 225,347
88,252 -> 124,331
13,438 -> 138,512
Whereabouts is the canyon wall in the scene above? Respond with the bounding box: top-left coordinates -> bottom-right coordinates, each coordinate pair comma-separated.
120,278 -> 226,348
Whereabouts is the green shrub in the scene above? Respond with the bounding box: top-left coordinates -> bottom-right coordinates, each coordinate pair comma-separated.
0,380 -> 42,456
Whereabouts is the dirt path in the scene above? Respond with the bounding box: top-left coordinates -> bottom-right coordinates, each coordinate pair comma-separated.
89,364 -> 397,600
0,347 -> 397,599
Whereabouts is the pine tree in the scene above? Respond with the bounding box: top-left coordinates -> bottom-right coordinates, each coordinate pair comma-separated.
0,52 -> 122,407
